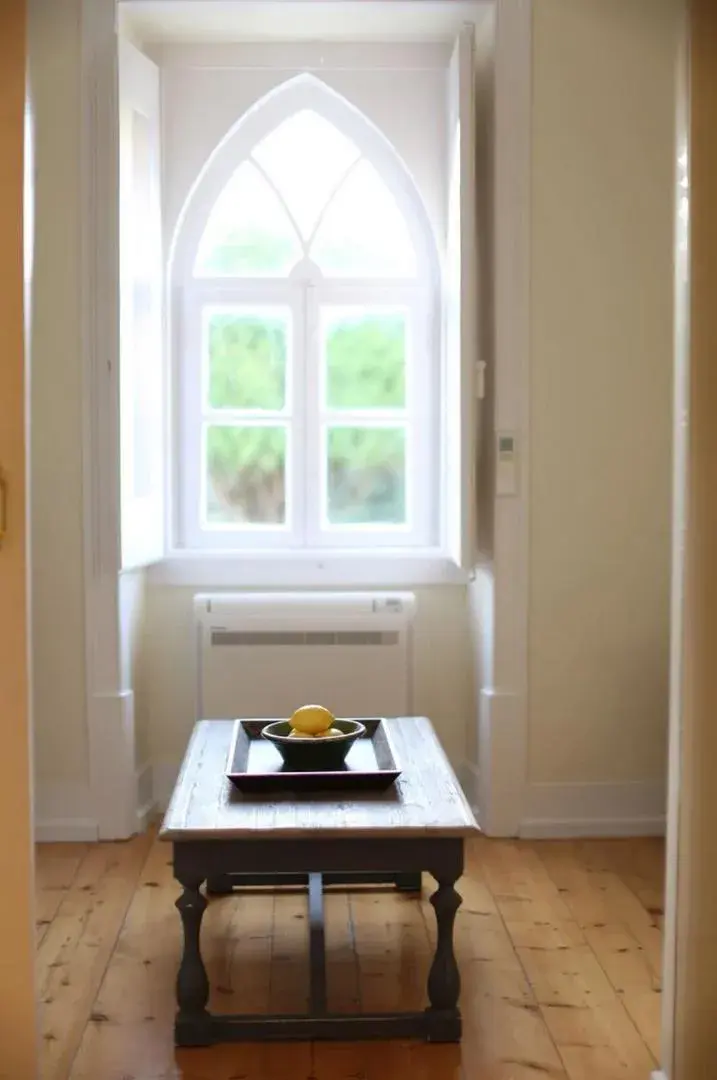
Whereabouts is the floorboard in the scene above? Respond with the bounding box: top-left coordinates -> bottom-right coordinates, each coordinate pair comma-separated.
35,832 -> 665,1080
37,832 -> 153,1080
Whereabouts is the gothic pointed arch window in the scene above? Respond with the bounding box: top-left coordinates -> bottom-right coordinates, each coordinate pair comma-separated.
173,78 -> 441,552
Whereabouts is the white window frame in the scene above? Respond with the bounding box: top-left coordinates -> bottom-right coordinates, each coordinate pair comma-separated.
170,76 -> 441,554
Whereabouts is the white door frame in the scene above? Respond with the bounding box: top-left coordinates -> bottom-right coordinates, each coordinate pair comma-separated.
656,8 -> 695,1078
80,0 -> 138,840
474,0 -> 532,838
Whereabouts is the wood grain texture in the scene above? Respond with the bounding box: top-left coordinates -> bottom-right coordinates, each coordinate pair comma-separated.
35,843 -> 89,947
35,832 -> 665,1080
160,717 -> 478,840
671,9 -> 717,1077
0,2 -> 36,1075
37,833 -> 153,1080
534,840 -> 663,1060
66,837 -> 181,1080
482,840 -> 658,1079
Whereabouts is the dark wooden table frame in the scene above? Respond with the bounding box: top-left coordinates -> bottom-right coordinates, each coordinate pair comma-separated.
172,834 -> 464,1046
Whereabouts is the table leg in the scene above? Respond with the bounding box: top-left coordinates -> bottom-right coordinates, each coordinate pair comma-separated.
175,870 -> 211,1046
426,872 -> 462,1040
308,872 -> 327,1014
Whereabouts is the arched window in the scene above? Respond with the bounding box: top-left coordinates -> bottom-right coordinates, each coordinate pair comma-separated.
172,77 -> 439,551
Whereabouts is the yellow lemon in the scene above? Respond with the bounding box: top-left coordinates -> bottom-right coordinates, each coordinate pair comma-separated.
288,729 -> 313,739
315,727 -> 343,739
289,704 -> 335,735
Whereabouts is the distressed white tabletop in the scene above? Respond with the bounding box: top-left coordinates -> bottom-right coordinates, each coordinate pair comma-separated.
160,717 -> 479,841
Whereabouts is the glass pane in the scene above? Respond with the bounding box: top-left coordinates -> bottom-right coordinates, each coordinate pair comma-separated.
311,160 -> 417,278
326,426 -> 406,525
207,310 -> 288,410
205,425 -> 286,525
194,161 -> 302,277
253,110 -> 360,239
324,309 -> 406,410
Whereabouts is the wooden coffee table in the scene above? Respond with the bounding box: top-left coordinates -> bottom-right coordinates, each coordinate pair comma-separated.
160,716 -> 479,1046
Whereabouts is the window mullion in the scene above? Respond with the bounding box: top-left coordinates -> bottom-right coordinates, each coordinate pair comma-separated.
303,281 -> 320,547
322,410 -> 408,425
287,283 -> 308,547
201,410 -> 290,423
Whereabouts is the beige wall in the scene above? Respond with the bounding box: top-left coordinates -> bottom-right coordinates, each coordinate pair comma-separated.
0,0 -> 39,1072
143,585 -> 475,776
528,0 -> 679,785
30,0 -> 88,792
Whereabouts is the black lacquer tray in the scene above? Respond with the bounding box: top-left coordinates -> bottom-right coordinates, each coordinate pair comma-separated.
225,718 -> 401,795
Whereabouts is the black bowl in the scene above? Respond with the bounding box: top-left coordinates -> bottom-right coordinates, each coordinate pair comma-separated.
261,718 -> 366,772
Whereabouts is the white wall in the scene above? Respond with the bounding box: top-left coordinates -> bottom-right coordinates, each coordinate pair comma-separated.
528,0 -> 678,787
29,0 -> 91,825
119,570 -> 149,769
29,0 -> 151,838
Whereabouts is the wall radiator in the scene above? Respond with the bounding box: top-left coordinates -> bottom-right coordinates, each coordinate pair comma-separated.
194,592 -> 416,721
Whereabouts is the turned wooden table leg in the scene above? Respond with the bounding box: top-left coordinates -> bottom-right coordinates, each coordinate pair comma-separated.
175,870 -> 211,1046
425,864 -> 463,1041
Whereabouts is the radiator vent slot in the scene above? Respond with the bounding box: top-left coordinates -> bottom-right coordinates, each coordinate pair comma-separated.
211,630 -> 399,648
195,592 -> 415,719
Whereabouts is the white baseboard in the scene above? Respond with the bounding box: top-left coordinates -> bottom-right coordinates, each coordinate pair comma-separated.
88,689 -> 139,839
135,761 -> 156,830
459,760 -> 480,822
651,1072 -> 667,1080
520,779 -> 667,839
35,818 -> 99,843
477,687 -> 527,836
34,782 -> 99,842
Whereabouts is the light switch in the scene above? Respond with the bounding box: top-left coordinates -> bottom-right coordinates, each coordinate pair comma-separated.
496,433 -> 518,496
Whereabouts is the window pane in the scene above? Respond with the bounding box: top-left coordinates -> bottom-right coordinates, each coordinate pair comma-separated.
206,425 -> 286,525
207,310 -> 288,410
311,160 -> 417,278
324,309 -> 406,410
326,426 -> 406,525
252,110 -> 360,239
194,161 -> 302,277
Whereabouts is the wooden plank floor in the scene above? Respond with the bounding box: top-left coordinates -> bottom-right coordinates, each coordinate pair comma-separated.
35,832 -> 665,1080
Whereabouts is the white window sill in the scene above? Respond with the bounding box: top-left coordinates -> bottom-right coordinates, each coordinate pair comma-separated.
144,549 -> 469,588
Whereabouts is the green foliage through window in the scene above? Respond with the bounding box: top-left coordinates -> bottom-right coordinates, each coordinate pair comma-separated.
206,424 -> 286,525
327,426 -> 406,525
325,313 -> 405,409
208,312 -> 287,410
201,227 -> 298,277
